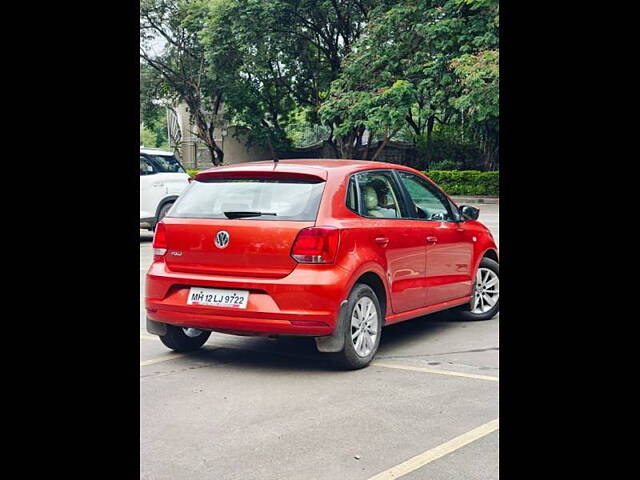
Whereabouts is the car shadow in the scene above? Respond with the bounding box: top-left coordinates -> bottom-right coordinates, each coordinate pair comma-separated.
140,231 -> 154,243
182,310 -> 462,372
376,310 -> 455,355
190,337 -> 333,373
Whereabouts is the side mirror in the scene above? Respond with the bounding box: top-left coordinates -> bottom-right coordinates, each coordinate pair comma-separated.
459,204 -> 480,221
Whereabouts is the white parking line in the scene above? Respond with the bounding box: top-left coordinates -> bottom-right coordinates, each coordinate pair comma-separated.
371,362 -> 499,382
367,418 -> 499,480
140,353 -> 189,367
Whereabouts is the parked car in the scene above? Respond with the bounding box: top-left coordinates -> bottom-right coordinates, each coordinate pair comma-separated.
140,148 -> 191,230
145,159 -> 499,369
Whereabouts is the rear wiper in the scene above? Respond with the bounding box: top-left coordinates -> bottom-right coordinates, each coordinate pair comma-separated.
223,211 -> 278,219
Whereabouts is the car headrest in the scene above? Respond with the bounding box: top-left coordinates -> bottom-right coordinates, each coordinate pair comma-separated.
363,186 -> 379,210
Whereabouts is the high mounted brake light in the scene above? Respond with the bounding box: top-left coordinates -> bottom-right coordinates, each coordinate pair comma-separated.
291,227 -> 340,264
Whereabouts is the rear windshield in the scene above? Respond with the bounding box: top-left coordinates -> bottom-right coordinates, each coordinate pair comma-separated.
142,154 -> 185,173
169,178 -> 325,221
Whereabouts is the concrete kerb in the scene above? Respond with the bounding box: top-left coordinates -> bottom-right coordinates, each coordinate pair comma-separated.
450,196 -> 499,205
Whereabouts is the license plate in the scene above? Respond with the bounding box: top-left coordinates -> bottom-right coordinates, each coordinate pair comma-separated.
187,287 -> 249,309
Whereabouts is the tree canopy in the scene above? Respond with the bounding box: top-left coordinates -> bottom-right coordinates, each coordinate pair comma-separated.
140,0 -> 499,167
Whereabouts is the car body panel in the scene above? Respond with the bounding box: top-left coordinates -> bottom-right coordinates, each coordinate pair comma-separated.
145,159 -> 498,336
162,218 -> 314,278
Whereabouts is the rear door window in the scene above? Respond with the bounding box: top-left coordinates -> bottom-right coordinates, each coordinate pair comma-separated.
169,178 -> 325,221
143,154 -> 185,173
140,156 -> 156,175
354,171 -> 406,219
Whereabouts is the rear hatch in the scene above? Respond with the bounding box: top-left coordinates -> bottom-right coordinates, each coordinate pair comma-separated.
162,171 -> 325,278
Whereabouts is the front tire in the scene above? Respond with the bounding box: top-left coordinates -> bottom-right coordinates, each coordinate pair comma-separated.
327,284 -> 383,370
159,325 -> 211,352
455,257 -> 499,321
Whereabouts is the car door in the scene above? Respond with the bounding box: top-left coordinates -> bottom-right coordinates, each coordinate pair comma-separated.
353,170 -> 427,314
395,170 -> 474,306
146,153 -> 190,198
140,156 -> 164,220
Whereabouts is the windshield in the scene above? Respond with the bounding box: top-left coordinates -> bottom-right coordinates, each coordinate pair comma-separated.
143,154 -> 185,173
169,178 -> 325,221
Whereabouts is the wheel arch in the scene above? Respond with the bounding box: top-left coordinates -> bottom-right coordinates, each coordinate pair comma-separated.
350,270 -> 388,321
482,248 -> 499,263
154,195 -> 179,223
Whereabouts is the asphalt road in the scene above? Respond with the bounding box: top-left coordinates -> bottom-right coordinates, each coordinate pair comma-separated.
140,202 -> 499,479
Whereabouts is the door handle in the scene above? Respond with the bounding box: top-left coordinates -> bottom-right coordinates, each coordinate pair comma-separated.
374,236 -> 390,247
426,236 -> 438,244
151,182 -> 164,187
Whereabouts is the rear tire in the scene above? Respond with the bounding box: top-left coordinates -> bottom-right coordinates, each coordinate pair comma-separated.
455,257 -> 499,321
327,284 -> 382,370
159,325 -> 211,352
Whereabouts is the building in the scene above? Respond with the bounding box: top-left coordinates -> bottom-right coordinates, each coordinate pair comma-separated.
167,102 -> 272,169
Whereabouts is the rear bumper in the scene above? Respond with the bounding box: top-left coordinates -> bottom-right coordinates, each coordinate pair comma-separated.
145,261 -> 350,336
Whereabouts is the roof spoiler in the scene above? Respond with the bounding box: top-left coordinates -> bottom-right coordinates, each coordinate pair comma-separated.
195,169 -> 326,182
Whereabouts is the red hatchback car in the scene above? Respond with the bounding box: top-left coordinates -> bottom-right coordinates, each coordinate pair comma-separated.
145,159 -> 499,369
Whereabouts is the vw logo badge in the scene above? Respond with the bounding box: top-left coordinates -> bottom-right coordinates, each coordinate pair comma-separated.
215,230 -> 230,249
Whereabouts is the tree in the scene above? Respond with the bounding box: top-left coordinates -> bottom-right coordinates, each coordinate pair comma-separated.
140,65 -> 171,150
319,0 -> 499,162
140,125 -> 158,147
200,0 -> 397,158
140,0 -> 225,165
450,49 -> 499,168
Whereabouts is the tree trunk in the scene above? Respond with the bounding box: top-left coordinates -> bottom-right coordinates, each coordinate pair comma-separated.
424,115 -> 435,169
336,132 -> 356,159
266,135 -> 278,160
207,142 -> 223,166
371,128 -> 400,162
353,126 -> 365,159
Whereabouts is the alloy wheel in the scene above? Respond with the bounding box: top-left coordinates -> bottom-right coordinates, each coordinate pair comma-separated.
471,267 -> 499,314
182,328 -> 203,338
351,297 -> 378,357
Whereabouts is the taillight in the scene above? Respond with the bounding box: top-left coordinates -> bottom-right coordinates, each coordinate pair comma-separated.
291,227 -> 340,264
152,222 -> 167,259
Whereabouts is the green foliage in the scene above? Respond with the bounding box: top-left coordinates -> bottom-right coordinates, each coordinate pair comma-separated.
286,107 -> 331,147
320,0 -> 499,160
321,79 -> 416,137
429,159 -> 464,170
199,0 -> 387,156
186,168 -> 200,178
140,125 -> 158,147
424,170 -> 499,196
140,0 -> 226,164
450,50 -> 499,122
140,0 -> 499,166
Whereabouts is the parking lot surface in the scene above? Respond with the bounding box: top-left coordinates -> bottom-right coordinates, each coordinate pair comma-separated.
140,202 -> 499,479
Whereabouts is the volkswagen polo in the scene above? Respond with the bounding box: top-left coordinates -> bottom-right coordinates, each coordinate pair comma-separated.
145,159 -> 499,369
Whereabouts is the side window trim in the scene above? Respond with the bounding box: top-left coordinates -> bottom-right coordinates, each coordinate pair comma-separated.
345,175 -> 361,214
390,169 -> 417,219
394,170 -> 458,223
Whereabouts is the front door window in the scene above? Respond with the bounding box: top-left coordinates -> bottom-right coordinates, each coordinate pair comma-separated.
396,171 -> 454,221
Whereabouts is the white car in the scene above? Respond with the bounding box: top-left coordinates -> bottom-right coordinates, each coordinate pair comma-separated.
140,148 -> 191,230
